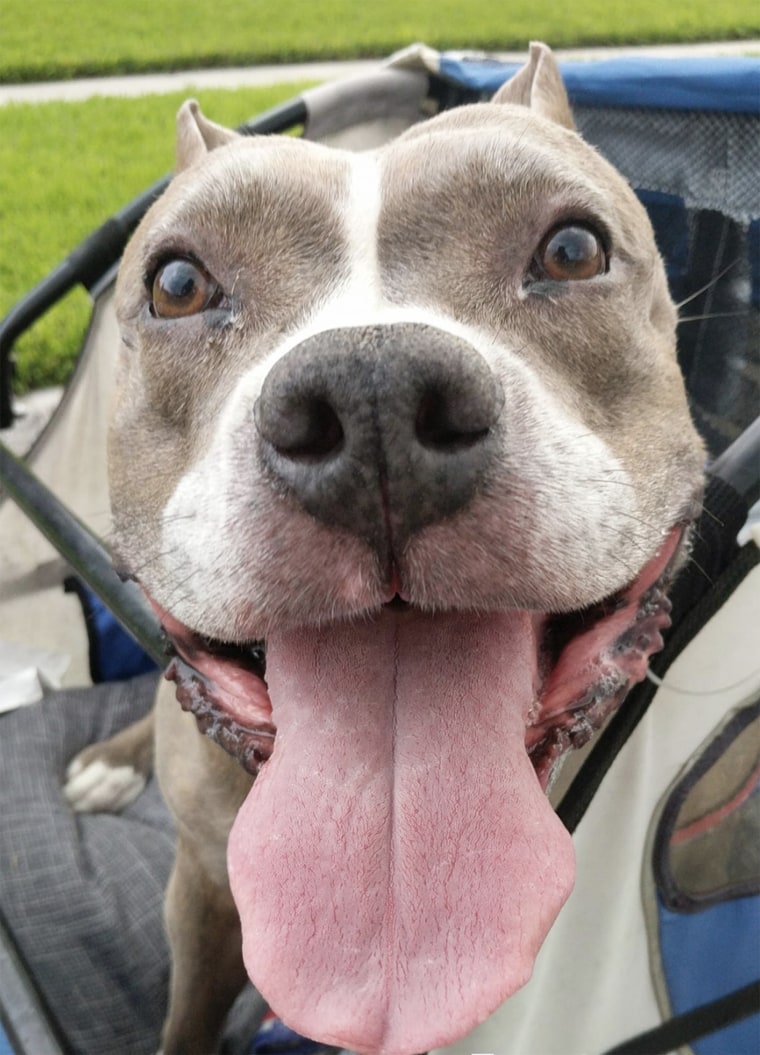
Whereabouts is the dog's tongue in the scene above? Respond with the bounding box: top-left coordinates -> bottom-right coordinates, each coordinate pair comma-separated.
228,609 -> 574,1054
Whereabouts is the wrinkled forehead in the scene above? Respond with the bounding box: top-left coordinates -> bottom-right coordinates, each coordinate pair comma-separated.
124,103 -> 651,271
132,136 -> 353,256
380,103 -> 647,241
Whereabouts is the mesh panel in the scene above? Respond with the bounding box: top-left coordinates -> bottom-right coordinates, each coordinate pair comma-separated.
574,106 -> 760,458
575,107 -> 759,223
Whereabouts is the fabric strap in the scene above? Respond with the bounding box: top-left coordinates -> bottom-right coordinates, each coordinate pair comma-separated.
600,978 -> 760,1055
557,474 -> 760,835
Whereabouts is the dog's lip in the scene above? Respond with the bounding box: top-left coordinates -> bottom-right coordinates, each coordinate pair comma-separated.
144,521 -> 689,784
147,597 -> 273,772
383,594 -> 412,612
382,564 -> 409,606
527,521 -> 687,785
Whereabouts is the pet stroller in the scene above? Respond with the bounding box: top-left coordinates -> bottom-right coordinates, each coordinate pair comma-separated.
0,45 -> 758,1055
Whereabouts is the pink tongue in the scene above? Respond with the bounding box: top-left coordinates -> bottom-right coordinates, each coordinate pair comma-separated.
228,609 -> 575,1054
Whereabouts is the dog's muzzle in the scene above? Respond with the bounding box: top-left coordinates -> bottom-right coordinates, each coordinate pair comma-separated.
254,323 -> 505,550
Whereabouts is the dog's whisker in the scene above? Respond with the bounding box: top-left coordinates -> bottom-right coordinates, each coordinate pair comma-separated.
678,310 -> 747,324
579,477 -> 638,489
160,512 -> 200,527
120,544 -> 193,584
674,257 -> 740,309
229,266 -> 243,298
684,552 -> 714,587
695,503 -> 725,529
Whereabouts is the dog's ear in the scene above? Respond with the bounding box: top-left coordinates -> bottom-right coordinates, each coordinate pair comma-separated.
492,42 -> 575,130
176,100 -> 240,172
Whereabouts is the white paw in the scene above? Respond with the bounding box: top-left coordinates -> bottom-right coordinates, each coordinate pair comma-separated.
64,757 -> 147,813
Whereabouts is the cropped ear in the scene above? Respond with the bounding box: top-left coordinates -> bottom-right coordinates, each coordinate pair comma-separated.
176,99 -> 240,171
492,42 -> 575,130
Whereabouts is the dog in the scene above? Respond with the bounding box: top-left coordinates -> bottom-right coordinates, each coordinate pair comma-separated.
64,42 -> 705,1055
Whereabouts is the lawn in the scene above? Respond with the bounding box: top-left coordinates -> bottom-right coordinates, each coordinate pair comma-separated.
2,0 -> 758,390
0,84 -> 314,391
2,0 -> 758,82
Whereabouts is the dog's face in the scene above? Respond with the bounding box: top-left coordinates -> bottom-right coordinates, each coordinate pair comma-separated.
112,44 -> 704,1055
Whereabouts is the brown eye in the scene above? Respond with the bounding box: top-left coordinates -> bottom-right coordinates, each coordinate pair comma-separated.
534,224 -> 607,282
150,258 -> 221,318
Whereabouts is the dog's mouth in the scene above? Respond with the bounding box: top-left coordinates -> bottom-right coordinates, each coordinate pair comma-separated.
159,525 -> 683,789
151,523 -> 686,1054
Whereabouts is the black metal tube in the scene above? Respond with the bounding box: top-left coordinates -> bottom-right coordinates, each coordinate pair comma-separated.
0,341 -> 13,431
0,439 -> 164,666
710,414 -> 760,505
240,97 -> 307,136
0,260 -> 79,428
0,178 -> 167,430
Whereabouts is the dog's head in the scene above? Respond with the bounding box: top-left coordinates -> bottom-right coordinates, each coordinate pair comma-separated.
112,43 -> 704,1055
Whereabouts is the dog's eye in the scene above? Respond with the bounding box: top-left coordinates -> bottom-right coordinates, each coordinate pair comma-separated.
150,258 -> 221,318
533,224 -> 607,282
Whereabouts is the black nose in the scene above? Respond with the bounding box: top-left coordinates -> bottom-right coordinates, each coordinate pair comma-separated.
254,324 -> 504,550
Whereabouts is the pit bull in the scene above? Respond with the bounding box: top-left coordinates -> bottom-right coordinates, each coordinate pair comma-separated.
65,42 -> 705,1055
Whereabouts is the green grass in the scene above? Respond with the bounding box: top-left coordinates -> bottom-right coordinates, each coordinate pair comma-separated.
0,83 -> 315,391
2,2 -> 757,390
1,0 -> 758,82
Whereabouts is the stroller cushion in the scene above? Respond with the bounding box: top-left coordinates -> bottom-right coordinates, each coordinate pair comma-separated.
0,674 -> 172,1054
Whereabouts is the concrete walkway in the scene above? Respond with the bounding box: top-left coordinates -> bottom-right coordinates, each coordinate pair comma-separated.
1,40 -> 758,106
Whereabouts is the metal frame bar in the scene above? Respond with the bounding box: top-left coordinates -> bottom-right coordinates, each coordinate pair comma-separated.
0,441 -> 164,665
0,98 -> 307,429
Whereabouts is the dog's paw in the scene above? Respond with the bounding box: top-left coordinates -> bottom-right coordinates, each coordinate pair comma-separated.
64,753 -> 147,813
63,711 -> 155,813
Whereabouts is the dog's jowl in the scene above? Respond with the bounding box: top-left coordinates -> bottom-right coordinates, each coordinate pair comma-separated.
69,42 -> 704,1055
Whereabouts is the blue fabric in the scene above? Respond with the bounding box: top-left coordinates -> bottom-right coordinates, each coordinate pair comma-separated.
657,892 -> 760,1054
750,220 -> 760,309
87,591 -> 158,681
249,1013 -> 330,1055
67,580 -> 158,683
0,1026 -> 14,1055
636,191 -> 690,300
438,55 -> 760,114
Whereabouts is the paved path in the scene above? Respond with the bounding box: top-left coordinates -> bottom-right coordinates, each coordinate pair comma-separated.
1,40 -> 758,106
0,60 -> 380,106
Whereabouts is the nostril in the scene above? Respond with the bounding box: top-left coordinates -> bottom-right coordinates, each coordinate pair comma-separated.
415,387 -> 492,451
287,399 -> 344,460
255,396 -> 344,462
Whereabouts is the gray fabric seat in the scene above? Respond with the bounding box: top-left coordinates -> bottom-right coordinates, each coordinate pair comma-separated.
1,674 -> 171,1053
0,674 -> 265,1054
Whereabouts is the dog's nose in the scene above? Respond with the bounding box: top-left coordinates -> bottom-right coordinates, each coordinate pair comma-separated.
254,324 -> 504,549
